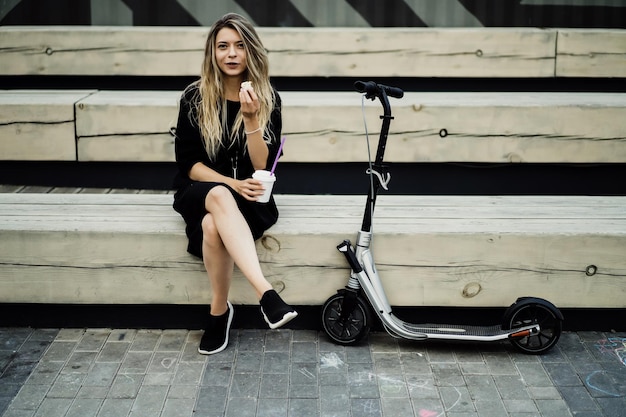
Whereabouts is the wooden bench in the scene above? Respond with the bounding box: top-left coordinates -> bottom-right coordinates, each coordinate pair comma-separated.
1,27 -> 624,78
1,26 -> 625,165
1,26 -> 625,318
3,89 -> 626,164
0,90 -> 94,161
1,192 -> 625,309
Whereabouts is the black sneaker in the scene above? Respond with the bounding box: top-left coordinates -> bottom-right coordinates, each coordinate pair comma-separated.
260,290 -> 298,329
198,301 -> 233,355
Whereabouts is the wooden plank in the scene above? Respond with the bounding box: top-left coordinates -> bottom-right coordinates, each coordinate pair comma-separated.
48,187 -> 80,194
3,193 -> 625,212
3,27 -> 621,78
0,226 -> 624,308
0,26 -> 557,78
15,186 -> 54,193
73,90 -> 626,164
1,194 -> 625,223
556,29 -> 626,78
0,185 -> 23,193
2,214 -> 624,235
75,90 -> 179,162
0,90 -> 94,161
0,26 -> 207,76
283,92 -> 626,164
261,27 -> 557,78
3,193 -> 626,212
0,194 -> 625,308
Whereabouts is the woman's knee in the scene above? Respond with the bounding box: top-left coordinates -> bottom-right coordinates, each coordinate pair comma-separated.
205,185 -> 235,211
201,214 -> 220,244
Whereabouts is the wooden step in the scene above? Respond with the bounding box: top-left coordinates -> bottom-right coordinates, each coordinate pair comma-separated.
1,27 -> 624,78
3,89 -> 625,164
1,193 -> 624,309
0,90 -> 95,161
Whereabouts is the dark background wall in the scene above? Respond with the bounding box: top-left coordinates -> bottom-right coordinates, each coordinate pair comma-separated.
2,0 -> 625,28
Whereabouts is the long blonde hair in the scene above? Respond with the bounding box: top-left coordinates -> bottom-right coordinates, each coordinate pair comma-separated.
190,13 -> 276,160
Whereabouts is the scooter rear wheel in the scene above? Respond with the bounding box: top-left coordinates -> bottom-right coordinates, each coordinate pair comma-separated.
505,298 -> 562,354
321,292 -> 372,345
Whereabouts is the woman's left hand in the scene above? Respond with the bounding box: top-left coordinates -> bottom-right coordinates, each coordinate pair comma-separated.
236,178 -> 265,201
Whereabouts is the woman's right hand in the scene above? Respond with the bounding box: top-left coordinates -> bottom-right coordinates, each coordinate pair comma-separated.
235,178 -> 265,201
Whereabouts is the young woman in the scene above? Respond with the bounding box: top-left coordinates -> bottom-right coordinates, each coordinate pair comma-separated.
173,13 -> 297,355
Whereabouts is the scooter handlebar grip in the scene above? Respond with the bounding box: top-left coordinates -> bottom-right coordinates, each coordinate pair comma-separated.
354,80 -> 404,99
382,85 -> 404,99
354,80 -> 377,96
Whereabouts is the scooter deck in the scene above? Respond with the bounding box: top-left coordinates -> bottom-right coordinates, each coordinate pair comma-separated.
401,322 -> 507,337
388,320 -> 534,342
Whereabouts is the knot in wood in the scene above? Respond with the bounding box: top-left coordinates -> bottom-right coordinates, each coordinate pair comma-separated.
507,153 -> 523,163
260,235 -> 281,253
462,282 -> 482,298
272,280 -> 286,294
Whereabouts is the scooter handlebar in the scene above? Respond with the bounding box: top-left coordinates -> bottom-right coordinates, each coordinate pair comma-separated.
354,80 -> 404,99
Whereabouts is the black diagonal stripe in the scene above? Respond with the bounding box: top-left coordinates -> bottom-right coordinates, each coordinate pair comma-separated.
346,0 -> 426,27
235,0 -> 313,27
459,0 -> 626,29
0,0 -> 91,24
121,0 -> 201,26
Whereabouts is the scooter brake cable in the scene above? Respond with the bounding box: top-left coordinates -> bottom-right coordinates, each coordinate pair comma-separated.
361,94 -> 376,228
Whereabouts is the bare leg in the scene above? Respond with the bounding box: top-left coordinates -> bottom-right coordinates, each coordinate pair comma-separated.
203,186 -> 273,300
201,213 -> 234,316
198,216 -> 235,355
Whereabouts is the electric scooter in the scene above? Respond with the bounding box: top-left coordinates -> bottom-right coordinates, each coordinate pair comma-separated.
321,81 -> 564,354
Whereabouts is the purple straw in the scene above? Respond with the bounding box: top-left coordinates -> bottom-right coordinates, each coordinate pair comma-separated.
270,136 -> 286,176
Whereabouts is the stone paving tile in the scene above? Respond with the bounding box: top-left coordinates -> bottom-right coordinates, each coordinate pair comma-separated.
0,329 -> 625,416
65,398 -> 102,417
1,328 -> 59,417
257,398 -> 288,417
160,398 -> 195,417
129,330 -> 161,352
97,398 -> 133,417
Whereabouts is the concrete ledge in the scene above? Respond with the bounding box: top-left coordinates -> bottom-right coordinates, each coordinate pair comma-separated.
1,193 -> 624,309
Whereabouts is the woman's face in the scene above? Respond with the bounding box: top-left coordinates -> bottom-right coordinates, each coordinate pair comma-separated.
215,27 -> 247,79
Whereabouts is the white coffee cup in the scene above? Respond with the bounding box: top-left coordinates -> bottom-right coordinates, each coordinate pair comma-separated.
252,169 -> 276,203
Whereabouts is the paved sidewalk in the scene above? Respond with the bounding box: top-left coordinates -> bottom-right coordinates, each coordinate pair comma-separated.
1,328 -> 625,417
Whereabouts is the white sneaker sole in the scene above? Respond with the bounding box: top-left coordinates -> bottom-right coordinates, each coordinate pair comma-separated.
262,309 -> 298,330
198,301 -> 233,355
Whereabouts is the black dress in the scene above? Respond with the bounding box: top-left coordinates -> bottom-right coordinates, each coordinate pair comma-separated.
172,84 -> 283,258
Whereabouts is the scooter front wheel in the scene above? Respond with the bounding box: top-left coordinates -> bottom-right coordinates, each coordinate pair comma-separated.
504,298 -> 563,354
321,292 -> 372,345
